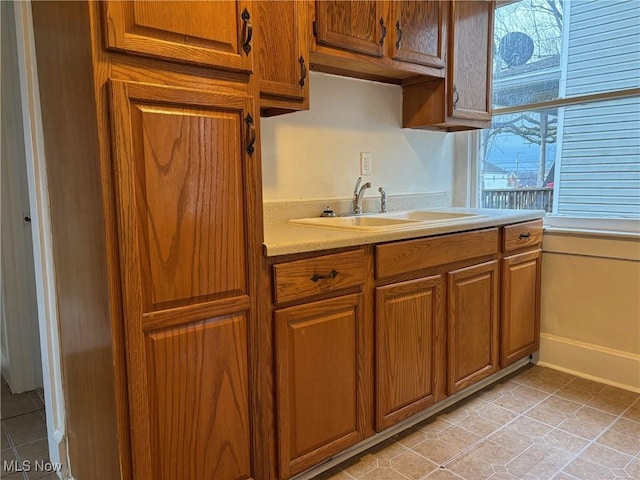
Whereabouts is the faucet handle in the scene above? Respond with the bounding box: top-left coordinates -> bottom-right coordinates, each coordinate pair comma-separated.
378,186 -> 387,213
353,176 -> 362,196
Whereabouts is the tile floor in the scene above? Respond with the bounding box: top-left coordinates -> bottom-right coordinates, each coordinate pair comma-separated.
315,365 -> 640,480
1,378 -> 57,480
1,366 -> 638,480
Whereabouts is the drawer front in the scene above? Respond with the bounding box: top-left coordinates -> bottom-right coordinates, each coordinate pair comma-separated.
376,228 -> 499,280
274,250 -> 366,304
503,220 -> 543,253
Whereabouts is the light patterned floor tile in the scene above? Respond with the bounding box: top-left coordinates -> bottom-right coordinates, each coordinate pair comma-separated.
389,450 -> 438,480
596,428 -> 640,457
446,453 -> 494,480
368,439 -> 407,461
359,466 -> 409,480
410,438 -> 464,466
579,443 -> 633,470
506,444 -> 574,479
312,367 -> 640,480
542,429 -> 589,455
562,456 -> 615,480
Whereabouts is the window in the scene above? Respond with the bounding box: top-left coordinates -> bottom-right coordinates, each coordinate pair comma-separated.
479,0 -> 640,220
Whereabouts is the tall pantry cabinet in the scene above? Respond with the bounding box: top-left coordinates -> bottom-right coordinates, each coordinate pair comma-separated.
31,2 -> 268,480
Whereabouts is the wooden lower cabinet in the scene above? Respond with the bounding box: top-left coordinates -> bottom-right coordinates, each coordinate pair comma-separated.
501,249 -> 542,367
447,261 -> 499,395
275,293 -> 371,478
145,316 -> 252,480
375,275 -> 446,431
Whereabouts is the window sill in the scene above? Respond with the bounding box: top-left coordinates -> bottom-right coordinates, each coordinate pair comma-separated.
543,216 -> 640,239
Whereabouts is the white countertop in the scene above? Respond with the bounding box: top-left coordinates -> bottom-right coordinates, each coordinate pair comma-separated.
263,208 -> 545,256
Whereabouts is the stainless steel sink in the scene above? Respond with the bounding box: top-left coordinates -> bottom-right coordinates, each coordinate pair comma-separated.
289,209 -> 486,232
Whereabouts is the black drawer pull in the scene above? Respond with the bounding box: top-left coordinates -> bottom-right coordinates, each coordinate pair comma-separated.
311,270 -> 339,282
519,232 -> 531,239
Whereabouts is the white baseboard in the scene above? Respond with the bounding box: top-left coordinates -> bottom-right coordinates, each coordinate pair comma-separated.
539,333 -> 640,393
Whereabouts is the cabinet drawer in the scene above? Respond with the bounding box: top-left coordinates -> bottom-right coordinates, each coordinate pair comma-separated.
503,220 -> 543,253
376,229 -> 498,280
273,250 -> 366,304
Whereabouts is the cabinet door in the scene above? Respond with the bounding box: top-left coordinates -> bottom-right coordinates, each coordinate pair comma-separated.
109,80 -> 257,480
448,261 -> 499,394
315,0 -> 385,57
501,250 -> 542,367
376,276 -> 446,431
256,0 -> 309,112
275,293 -> 370,478
389,0 -> 446,69
447,0 -> 493,122
105,0 -> 254,72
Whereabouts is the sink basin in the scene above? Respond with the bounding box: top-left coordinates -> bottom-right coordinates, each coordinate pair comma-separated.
289,215 -> 420,231
387,211 -> 483,222
289,209 -> 487,232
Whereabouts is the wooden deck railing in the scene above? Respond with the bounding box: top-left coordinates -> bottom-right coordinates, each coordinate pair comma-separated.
482,188 -> 554,212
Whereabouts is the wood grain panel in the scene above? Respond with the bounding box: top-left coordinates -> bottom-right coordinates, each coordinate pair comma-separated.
31,3 -> 126,478
276,294 -> 366,478
390,0 -> 445,68
448,0 -> 493,121
256,0 -> 309,109
145,315 -> 251,480
375,275 -> 446,431
503,220 -> 543,253
501,250 -> 541,367
448,260 -> 499,394
376,229 -> 498,280
104,0 -> 253,72
109,80 -> 257,480
111,82 -> 249,312
315,0 -> 384,57
274,249 -> 365,305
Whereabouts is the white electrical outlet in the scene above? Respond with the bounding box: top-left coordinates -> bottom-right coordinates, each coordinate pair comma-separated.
360,152 -> 372,175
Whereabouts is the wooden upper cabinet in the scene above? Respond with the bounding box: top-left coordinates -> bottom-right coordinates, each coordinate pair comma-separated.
402,0 -> 493,130
255,0 -> 310,114
315,0 -> 385,57
109,80 -> 256,480
448,0 -> 493,122
389,0 -> 445,69
104,0 -> 254,72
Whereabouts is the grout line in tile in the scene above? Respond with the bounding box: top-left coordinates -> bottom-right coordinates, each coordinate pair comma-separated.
549,388 -> 640,478
433,370 -> 584,478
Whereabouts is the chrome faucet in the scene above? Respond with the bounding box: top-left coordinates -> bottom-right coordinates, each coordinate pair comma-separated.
378,186 -> 387,213
352,176 -> 371,214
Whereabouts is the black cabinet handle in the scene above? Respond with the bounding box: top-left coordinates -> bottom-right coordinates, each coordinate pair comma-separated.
245,114 -> 256,156
519,232 -> 532,239
242,8 -> 253,55
396,21 -> 403,49
452,85 -> 459,108
310,270 -> 339,282
299,56 -> 307,87
379,18 -> 387,46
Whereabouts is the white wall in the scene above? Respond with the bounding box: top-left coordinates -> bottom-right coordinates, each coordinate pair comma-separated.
261,72 -> 455,202
1,0 -> 43,393
539,232 -> 640,391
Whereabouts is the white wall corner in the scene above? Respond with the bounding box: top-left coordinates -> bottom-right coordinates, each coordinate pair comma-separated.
538,333 -> 640,393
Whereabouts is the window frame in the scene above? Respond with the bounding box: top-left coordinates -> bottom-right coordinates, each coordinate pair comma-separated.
476,0 -> 640,233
